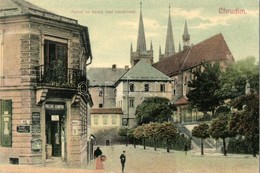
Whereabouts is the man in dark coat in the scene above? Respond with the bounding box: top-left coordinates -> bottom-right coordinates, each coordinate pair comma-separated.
94,147 -> 102,158
120,151 -> 126,172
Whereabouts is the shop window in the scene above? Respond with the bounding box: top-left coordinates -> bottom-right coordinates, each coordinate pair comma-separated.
0,99 -> 12,147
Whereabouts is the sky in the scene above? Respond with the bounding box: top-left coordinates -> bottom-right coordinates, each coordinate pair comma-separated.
27,0 -> 259,68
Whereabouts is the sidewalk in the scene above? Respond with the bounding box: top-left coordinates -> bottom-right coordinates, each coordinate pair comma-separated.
0,164 -> 104,173
0,160 -> 103,173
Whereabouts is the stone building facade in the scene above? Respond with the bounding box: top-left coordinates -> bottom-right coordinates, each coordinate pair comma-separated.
0,0 -> 93,165
116,60 -> 172,127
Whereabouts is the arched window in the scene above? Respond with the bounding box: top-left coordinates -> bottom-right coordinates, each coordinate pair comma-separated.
129,83 -> 135,92
144,84 -> 149,92
160,84 -> 165,92
99,90 -> 103,97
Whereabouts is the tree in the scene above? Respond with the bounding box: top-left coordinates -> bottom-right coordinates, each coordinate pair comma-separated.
133,125 -> 148,149
191,123 -> 210,155
135,97 -> 176,125
157,122 -> 177,152
216,57 -> 259,100
143,122 -> 160,151
118,127 -> 130,146
209,115 -> 233,156
127,128 -> 136,148
187,62 -> 222,118
214,105 -> 231,118
230,92 -> 259,157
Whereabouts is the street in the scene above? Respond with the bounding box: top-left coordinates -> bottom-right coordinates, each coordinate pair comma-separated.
0,145 -> 258,173
97,145 -> 258,173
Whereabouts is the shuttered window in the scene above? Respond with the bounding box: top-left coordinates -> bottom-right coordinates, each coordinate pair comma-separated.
1,100 -> 12,147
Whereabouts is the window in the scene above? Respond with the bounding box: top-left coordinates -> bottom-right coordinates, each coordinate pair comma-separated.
129,98 -> 134,107
44,40 -> 68,83
99,90 -> 103,97
160,84 -> 165,92
112,116 -> 117,124
94,116 -> 98,125
0,99 -> 12,147
129,83 -> 135,92
144,84 -> 149,92
103,116 -> 108,125
173,89 -> 176,96
99,104 -> 103,108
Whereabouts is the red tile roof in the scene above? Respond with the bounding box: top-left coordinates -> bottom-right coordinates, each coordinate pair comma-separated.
153,33 -> 234,76
174,97 -> 189,106
91,108 -> 123,114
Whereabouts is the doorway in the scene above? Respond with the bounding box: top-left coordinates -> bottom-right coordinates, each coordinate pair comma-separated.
46,110 -> 66,157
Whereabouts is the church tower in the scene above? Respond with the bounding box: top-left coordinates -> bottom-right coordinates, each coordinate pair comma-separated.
182,19 -> 190,50
130,2 -> 153,67
159,6 -> 175,61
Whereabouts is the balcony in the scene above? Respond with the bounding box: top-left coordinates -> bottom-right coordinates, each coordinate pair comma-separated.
35,65 -> 86,89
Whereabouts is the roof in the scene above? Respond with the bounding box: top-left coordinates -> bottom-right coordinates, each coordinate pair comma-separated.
174,97 -> 188,106
120,60 -> 171,81
88,66 -> 128,86
0,0 -> 77,24
91,108 -> 123,114
153,33 -> 234,76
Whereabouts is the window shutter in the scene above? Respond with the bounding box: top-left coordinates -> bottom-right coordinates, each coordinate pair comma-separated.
1,100 -> 12,147
0,99 -> 2,145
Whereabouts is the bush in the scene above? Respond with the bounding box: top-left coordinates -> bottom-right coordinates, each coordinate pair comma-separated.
144,133 -> 191,151
227,136 -> 259,154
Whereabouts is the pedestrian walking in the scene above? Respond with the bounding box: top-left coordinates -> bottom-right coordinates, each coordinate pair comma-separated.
94,147 -> 104,170
184,143 -> 188,155
120,150 -> 126,173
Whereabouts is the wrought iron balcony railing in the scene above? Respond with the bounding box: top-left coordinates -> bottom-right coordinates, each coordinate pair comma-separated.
35,65 -> 86,88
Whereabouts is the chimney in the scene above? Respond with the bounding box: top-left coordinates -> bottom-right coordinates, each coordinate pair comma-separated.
112,64 -> 117,71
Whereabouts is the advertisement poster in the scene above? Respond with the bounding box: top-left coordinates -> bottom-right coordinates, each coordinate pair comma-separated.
0,0 -> 259,172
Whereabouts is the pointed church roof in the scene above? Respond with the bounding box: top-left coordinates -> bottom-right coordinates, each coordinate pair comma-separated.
164,6 -> 175,56
120,60 -> 171,81
153,33 -> 234,76
136,2 -> 146,52
182,19 -> 190,40
0,0 -> 77,24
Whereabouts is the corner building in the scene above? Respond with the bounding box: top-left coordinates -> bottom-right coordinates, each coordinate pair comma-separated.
0,0 -> 93,165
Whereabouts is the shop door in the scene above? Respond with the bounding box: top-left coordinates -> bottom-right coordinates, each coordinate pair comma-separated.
46,111 -> 65,157
51,114 -> 61,157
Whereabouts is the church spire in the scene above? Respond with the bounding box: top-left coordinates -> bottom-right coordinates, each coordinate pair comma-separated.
150,41 -> 153,50
182,19 -> 190,50
136,1 -> 146,52
130,43 -> 133,53
164,5 -> 175,57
